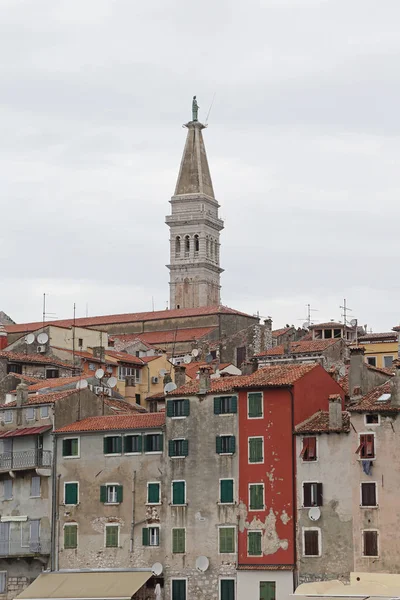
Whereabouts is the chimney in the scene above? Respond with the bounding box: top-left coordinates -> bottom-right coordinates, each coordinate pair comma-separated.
174,365 -> 186,389
328,394 -> 342,429
198,366 -> 212,395
390,360 -> 400,406
241,360 -> 258,376
283,336 -> 291,355
264,317 -> 272,331
92,346 -> 105,362
16,383 -> 29,407
349,346 -> 365,397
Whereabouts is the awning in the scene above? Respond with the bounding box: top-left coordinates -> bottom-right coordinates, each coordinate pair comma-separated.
16,570 -> 153,600
0,426 -> 51,439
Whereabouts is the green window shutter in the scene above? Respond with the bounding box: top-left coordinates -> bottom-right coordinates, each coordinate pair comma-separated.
249,438 -> 263,463
158,434 -> 164,452
71,438 -> 78,456
172,580 -> 186,600
103,438 -> 108,454
229,436 -> 236,454
248,392 -> 262,417
220,527 -> 234,553
106,526 -> 118,548
123,436 -> 130,453
220,479 -> 234,503
167,400 -> 174,417
100,485 -> 107,503
116,485 -> 123,503
137,435 -> 143,452
142,527 -> 149,546
148,483 -> 160,504
62,440 -> 68,456
116,437 -> 122,453
65,483 -> 78,505
173,528 -> 185,553
260,582 -> 276,600
168,440 -> 175,457
172,481 -> 185,505
182,439 -> 188,456
231,396 -> 237,414
216,436 -> 222,454
183,399 -> 190,416
214,397 -> 221,414
64,525 -> 77,549
221,580 -> 235,600
248,531 -> 262,556
250,485 -> 263,510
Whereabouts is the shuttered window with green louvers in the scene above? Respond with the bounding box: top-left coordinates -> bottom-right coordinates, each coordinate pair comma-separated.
64,524 -> 77,549
249,484 -> 264,510
103,436 -> 122,454
167,399 -> 190,417
219,527 -> 235,553
168,439 -> 188,457
64,483 -> 78,505
216,435 -> 236,454
248,531 -> 262,556
172,580 -> 186,600
220,580 -> 235,600
214,396 -> 237,415
172,528 -> 185,553
248,392 -> 263,418
147,483 -> 160,504
172,481 -> 186,505
249,437 -> 263,463
220,479 -> 234,503
260,582 -> 276,600
124,435 -> 142,453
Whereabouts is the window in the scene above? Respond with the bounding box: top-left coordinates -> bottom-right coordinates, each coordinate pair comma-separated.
46,369 -> 59,379
149,401 -> 158,413
142,526 -> 160,546
249,437 -> 263,463
89,363 -> 96,371
303,528 -> 320,556
168,439 -> 188,457
216,435 -> 236,455
365,414 -> 379,425
384,355 -> 393,368
249,484 -> 264,510
324,329 -> 332,339
78,338 -> 83,347
147,482 -> 161,504
64,482 -> 78,505
100,484 -> 123,504
303,482 -> 323,507
260,582 -> 276,600
356,434 -> 375,459
248,392 -> 263,418
220,580 -> 235,600
0,572 -> 6,594
62,438 -> 79,458
236,346 -> 246,368
361,482 -> 377,507
4,411 -> 13,423
194,234 -> 199,253
135,394 -> 141,405
300,437 -> 317,461
172,580 -> 186,600
103,436 -> 122,455
40,406 -> 49,418
333,329 -> 341,338
105,525 -> 119,548
220,479 -> 234,504
167,399 -> 190,418
3,479 -> 12,500
175,236 -> 181,257
172,481 -> 186,505
30,476 -> 41,498
145,433 -> 163,453
219,527 -> 235,553
124,435 -> 142,453
248,530 -> 262,556
184,235 -> 190,257
118,366 -> 141,382
366,356 -> 377,367
214,396 -> 237,415
172,528 -> 186,553
363,530 -> 378,556
26,407 -> 35,421
64,524 -> 78,549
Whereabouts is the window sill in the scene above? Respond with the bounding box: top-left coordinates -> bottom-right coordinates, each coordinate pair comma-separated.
303,554 -> 321,558
104,502 -> 120,506
218,453 -> 234,456
249,507 -> 265,512
170,455 -> 186,459
247,416 -> 263,420
301,459 -> 318,463
30,495 -> 41,499
171,416 -> 187,420
217,502 -> 235,506
171,503 -> 187,507
248,460 -> 264,465
104,453 -> 122,457
146,502 -> 162,506
145,451 -> 163,455
360,505 -> 378,509
357,458 -> 376,462
63,455 -> 80,460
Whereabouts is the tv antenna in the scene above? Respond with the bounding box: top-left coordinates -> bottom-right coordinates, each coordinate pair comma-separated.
42,293 -> 57,329
298,304 -> 318,328
340,299 -> 353,339
205,92 -> 216,125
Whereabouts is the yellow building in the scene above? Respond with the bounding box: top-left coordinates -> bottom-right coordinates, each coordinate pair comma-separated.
357,331 -> 398,369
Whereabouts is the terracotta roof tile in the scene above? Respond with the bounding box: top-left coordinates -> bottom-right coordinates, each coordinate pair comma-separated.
256,339 -> 339,358
309,322 -> 345,329
348,381 -> 400,412
0,351 -> 74,368
25,376 -> 84,392
0,389 -> 77,408
112,327 -> 217,348
140,356 -> 161,363
55,412 -> 165,433
295,410 -> 350,433
358,332 -> 398,342
0,426 -> 52,439
104,398 -> 143,413
104,350 -> 144,366
5,373 -> 42,384
272,327 -> 294,339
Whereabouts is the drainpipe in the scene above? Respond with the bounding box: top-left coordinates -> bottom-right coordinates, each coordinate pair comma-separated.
288,387 -> 298,592
50,434 -> 57,571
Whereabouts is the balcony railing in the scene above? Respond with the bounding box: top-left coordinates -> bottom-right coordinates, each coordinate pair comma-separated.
0,539 -> 51,557
0,450 -> 52,471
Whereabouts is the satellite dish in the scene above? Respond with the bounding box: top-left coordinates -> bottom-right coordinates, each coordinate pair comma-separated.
107,377 -> 117,389
192,348 -> 199,357
183,354 -> 192,364
164,381 -> 177,394
76,379 -> 88,390
308,507 -> 321,521
350,319 -> 358,327
25,334 -> 35,345
302,322 -> 309,329
196,556 -> 209,572
159,369 -> 167,377
205,353 -> 213,364
338,365 -> 346,377
37,332 -> 49,344
95,368 -> 105,380
152,563 -> 163,576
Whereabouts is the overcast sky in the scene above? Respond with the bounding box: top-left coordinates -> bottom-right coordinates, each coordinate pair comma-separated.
2,0 -> 400,331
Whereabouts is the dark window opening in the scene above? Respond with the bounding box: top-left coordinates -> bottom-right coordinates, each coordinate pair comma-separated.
168,439 -> 188,457
304,530 -> 319,556
303,482 -> 323,507
145,434 -> 163,453
135,393 -> 141,405
236,346 -> 246,368
356,434 -> 375,459
300,437 -> 317,461
175,236 -> 181,257
361,482 -> 377,507
149,401 -> 158,413
363,530 -> 378,556
366,414 -> 379,424
7,364 -> 22,374
46,369 -> 59,379
367,357 -> 377,367
324,329 -> 332,339
194,234 -> 199,253
184,235 -> 190,256
103,436 -> 122,454
216,435 -> 236,454
334,329 -> 341,338
78,338 -> 83,347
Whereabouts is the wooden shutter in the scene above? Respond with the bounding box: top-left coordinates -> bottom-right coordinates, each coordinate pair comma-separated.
166,401 -> 174,417
316,483 -> 323,506
361,483 -> 376,506
303,483 -> 312,507
142,527 -> 149,546
182,439 -> 189,456
364,530 -> 378,556
220,580 -> 234,600
260,582 -> 276,600
183,399 -> 190,416
172,580 -> 186,600
248,392 -> 262,417
304,530 -> 319,555
214,397 -> 221,415
173,528 -> 185,553
123,436 -> 131,453
300,437 -> 309,458
365,435 -> 374,458
220,479 -> 233,503
148,483 -> 160,504
62,440 -> 68,456
64,525 -> 77,549
248,531 -> 261,556
65,483 -> 78,505
158,434 -> 164,452
114,437 -> 121,453
103,438 -> 109,454
216,436 -> 222,454
229,436 -> 236,454
169,440 -> 175,457
308,437 -> 316,459
100,485 -> 107,503
172,481 -> 185,505
116,485 -> 123,503
231,396 -> 237,414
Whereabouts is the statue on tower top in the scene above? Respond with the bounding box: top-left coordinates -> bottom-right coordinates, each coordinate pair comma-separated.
192,96 -> 199,122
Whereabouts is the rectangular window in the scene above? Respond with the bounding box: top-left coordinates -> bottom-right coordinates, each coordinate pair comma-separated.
30,476 -> 41,498
303,528 -> 320,556
46,369 -> 59,379
303,482 -> 323,507
220,580 -> 235,600
100,484 -> 123,504
384,355 -> 393,368
300,437 -> 317,461
220,479 -> 234,504
4,411 -> 13,423
361,482 -> 377,507
64,524 -> 78,549
147,482 -> 160,504
236,346 -> 246,368
356,434 -> 375,459
249,437 -> 263,463
260,582 -> 276,600
62,438 -> 79,458
118,366 -> 141,383
168,439 -> 188,457
167,399 -> 190,418
367,356 -> 377,367
103,436 -> 122,455
249,484 -> 264,510
216,435 -> 236,455
142,526 -> 160,546
124,434 -> 142,453
248,530 -> 262,556
365,414 -> 379,425
172,528 -> 186,553
64,482 -> 78,505
145,433 -> 163,453
0,572 -> 6,594
219,527 -> 235,553
78,338 -> 83,347
363,530 -> 378,556
172,580 -> 186,600
3,479 -> 12,500
172,481 -> 186,505
248,392 -> 263,418
26,407 -> 35,421
214,396 -> 237,415
40,406 -> 49,418
105,525 -> 119,548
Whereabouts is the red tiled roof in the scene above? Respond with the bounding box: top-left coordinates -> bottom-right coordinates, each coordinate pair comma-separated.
272,327 -> 294,339
55,412 -> 166,433
295,409 -> 350,434
0,351 -> 74,368
140,355 -> 161,363
0,426 -> 51,439
5,373 -> 42,384
0,389 -> 77,408
256,339 -> 339,358
104,350 -> 144,366
309,322 -> 345,329
52,347 -> 143,366
358,332 -> 398,342
104,398 -> 144,413
184,361 -> 233,380
113,327 -> 217,348
5,306 -> 254,334
25,376 -> 84,392
348,381 -> 400,412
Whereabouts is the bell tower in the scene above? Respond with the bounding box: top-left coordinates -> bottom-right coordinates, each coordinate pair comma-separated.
166,98 -> 224,310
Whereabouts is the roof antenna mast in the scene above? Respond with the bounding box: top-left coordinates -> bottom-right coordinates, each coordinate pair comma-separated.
205,92 -> 216,126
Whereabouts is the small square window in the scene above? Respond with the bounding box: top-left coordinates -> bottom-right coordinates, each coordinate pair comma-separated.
384,355 -> 393,368
300,437 -> 317,461
100,484 -> 123,504
216,435 -> 235,454
248,530 -> 262,556
356,434 -> 375,459
105,525 -> 119,548
168,439 -> 188,457
363,530 -> 378,556
366,356 -> 377,367
361,482 -> 377,507
62,438 -> 79,457
219,527 -> 235,553
303,528 -> 320,556
124,434 -> 142,453
248,392 -> 263,418
214,396 -> 237,415
40,406 -> 49,419
365,414 -> 379,425
103,436 -> 122,455
145,433 -> 163,453
167,399 -> 190,417
4,411 -> 13,423
64,524 -> 78,549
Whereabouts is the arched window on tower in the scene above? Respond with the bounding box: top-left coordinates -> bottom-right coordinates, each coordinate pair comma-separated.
214,240 -> 219,262
184,235 -> 190,257
206,236 -> 210,258
194,234 -> 199,255
175,236 -> 181,258
210,239 -> 214,261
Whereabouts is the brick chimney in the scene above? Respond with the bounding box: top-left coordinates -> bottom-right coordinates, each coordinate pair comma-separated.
241,360 -> 258,376
390,360 -> 400,406
328,394 -> 342,429
349,346 -> 366,397
92,347 -> 105,362
16,383 -> 29,407
198,366 -> 212,395
174,365 -> 186,389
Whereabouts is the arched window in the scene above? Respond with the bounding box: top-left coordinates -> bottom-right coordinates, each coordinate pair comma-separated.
210,239 -> 214,260
214,239 -> 218,262
184,235 -> 190,257
206,237 -> 210,257
194,234 -> 199,254
175,236 -> 181,257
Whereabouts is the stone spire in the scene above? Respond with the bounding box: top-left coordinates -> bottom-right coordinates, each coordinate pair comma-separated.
166,103 -> 224,310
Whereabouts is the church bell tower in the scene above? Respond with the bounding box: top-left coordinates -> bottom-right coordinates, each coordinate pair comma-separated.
166,98 -> 224,310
